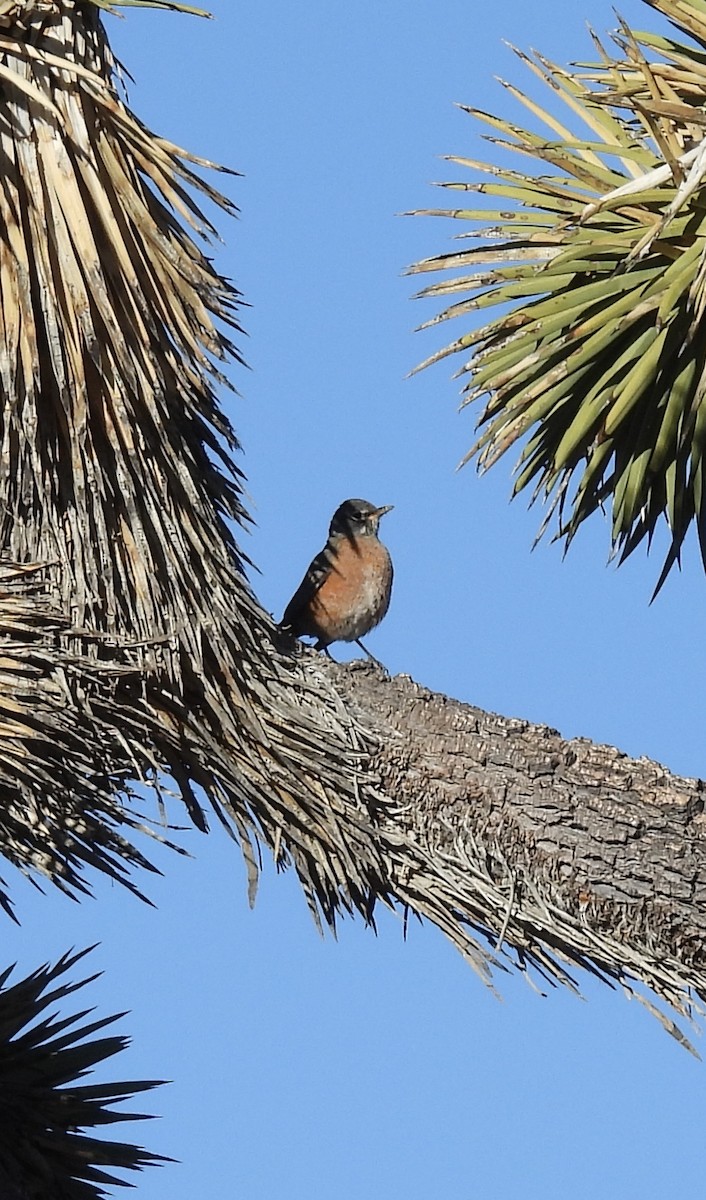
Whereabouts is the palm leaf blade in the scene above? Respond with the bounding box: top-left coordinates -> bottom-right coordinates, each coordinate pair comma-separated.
0,948 -> 167,1199
411,0 -> 706,586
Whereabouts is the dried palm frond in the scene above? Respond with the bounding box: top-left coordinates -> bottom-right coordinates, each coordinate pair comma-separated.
88,2 -> 210,15
0,562 -> 180,914
0,0 -> 394,928
410,0 -> 706,593
0,946 -> 165,1199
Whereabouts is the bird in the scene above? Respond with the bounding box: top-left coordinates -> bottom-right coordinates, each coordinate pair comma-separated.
280,498 -> 394,661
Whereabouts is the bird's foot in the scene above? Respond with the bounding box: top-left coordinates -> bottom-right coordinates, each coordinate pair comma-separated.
355,639 -> 387,671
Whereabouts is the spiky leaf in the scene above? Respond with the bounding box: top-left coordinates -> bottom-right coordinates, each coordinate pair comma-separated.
0,947 -> 166,1199
411,0 -> 706,590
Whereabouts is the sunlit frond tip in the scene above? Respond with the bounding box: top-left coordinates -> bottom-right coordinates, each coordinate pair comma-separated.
410,0 -> 706,594
85,0 -> 212,16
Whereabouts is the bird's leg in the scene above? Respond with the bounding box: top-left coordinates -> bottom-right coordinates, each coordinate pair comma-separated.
355,639 -> 385,668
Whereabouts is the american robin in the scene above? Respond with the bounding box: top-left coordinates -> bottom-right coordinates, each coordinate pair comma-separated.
280,498 -> 394,660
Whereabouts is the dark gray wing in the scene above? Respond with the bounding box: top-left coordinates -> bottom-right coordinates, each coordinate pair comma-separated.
280,541 -> 334,633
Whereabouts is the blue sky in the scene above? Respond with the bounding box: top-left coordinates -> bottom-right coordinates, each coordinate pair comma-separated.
7,1 -> 706,1196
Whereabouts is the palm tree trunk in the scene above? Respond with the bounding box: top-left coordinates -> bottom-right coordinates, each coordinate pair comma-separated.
328,658 -> 706,1049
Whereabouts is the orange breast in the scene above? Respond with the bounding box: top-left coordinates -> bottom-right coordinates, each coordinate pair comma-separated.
309,535 -> 392,644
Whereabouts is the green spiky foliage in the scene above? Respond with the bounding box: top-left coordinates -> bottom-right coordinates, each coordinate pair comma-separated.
0,947 -> 165,1199
410,0 -> 706,592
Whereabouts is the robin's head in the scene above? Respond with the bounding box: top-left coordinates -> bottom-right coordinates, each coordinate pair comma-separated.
329,498 -> 394,539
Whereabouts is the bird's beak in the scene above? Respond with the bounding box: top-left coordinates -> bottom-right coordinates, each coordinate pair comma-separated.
374,504 -> 394,519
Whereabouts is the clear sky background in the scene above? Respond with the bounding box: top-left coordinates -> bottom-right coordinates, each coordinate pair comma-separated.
6,1 -> 706,1196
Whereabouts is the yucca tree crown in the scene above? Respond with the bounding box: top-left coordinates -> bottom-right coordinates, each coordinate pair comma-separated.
411,0 -> 706,593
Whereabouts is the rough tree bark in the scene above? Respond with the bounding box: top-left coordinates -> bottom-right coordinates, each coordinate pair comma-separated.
318,656 -> 706,1051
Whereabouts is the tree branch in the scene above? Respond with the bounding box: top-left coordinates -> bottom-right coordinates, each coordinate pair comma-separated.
321,656 -> 706,1052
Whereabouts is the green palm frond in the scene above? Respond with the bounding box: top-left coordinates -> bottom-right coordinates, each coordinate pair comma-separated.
0,947 -> 166,1199
410,0 -> 706,591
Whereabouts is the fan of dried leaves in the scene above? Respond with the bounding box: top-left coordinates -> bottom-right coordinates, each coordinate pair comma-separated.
0,0 -> 394,930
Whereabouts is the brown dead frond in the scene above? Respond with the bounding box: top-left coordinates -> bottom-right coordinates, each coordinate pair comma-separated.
0,1 -> 390,930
